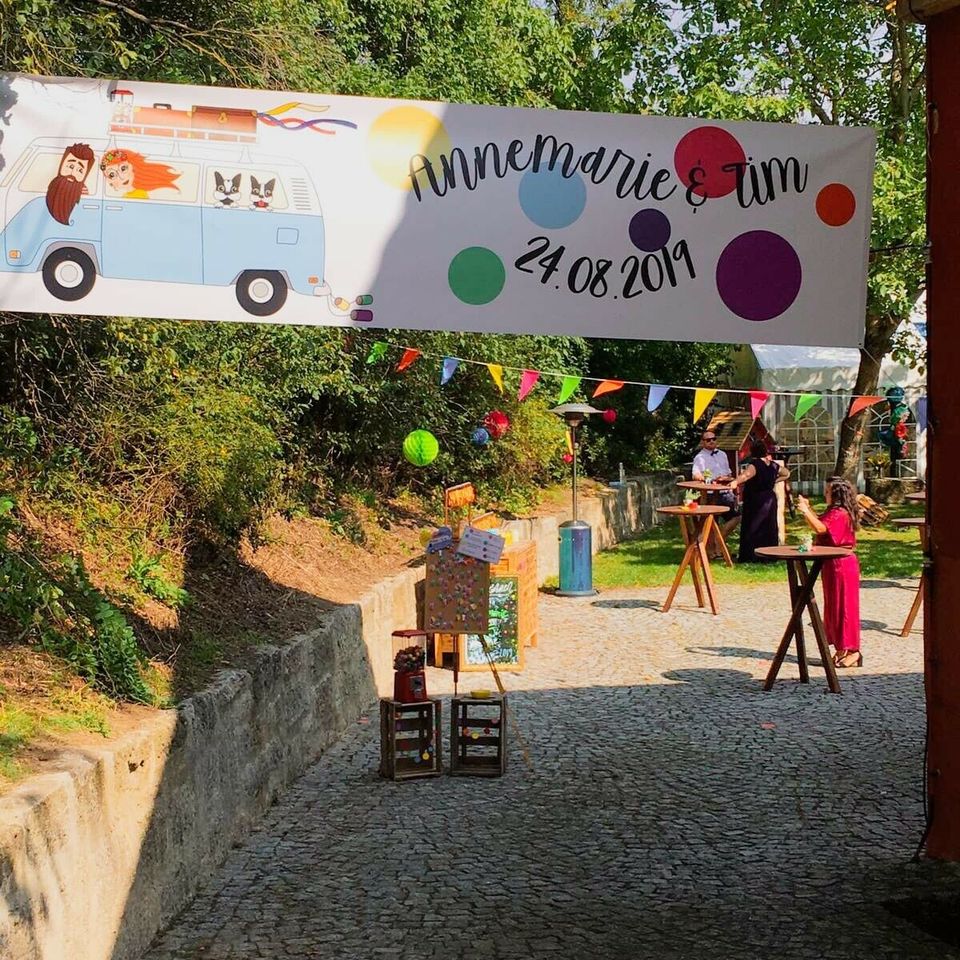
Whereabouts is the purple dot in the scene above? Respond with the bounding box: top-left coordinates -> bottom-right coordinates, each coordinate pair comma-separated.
629,209 -> 672,252
716,231 -> 802,322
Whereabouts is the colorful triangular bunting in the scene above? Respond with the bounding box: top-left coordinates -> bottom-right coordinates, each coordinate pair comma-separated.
366,341 -> 388,364
647,385 -> 670,412
440,357 -> 459,385
397,348 -> 421,372
487,363 -> 504,393
693,388 -> 717,423
592,380 -> 624,399
794,394 -> 821,421
518,369 -> 540,402
847,395 -> 885,418
557,375 -> 581,404
749,391 -> 770,421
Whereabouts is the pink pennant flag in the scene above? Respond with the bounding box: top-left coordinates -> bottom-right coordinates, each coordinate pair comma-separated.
396,348 -> 421,372
847,395 -> 884,418
518,369 -> 540,402
592,380 -> 625,399
749,391 -> 770,421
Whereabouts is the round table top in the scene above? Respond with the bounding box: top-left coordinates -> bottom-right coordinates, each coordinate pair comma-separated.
891,516 -> 926,527
657,504 -> 730,516
905,491 -> 926,502
676,480 -> 734,492
755,545 -> 852,560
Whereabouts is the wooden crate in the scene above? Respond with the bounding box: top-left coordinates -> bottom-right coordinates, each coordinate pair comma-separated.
450,696 -> 507,777
491,540 -> 538,648
379,699 -> 442,781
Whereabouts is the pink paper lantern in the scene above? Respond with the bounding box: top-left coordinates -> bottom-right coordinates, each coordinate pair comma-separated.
602,408 -> 617,424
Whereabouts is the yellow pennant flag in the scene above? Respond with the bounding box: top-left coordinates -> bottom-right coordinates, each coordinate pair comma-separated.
693,388 -> 717,424
487,363 -> 504,393
565,429 -> 574,456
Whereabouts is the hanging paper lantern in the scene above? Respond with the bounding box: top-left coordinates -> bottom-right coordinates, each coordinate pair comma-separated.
483,410 -> 510,440
471,427 -> 491,446
402,430 -> 439,466
602,408 -> 617,424
562,453 -> 574,464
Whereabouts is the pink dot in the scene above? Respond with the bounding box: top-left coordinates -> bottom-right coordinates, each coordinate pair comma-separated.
674,126 -> 746,200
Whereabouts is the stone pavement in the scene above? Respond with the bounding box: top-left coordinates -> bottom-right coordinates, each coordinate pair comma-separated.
145,575 -> 960,960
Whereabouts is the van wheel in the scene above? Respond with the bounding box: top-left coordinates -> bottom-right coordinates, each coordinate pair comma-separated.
236,270 -> 288,316
42,247 -> 96,301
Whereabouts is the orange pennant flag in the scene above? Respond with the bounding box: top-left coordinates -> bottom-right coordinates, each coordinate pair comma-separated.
592,380 -> 624,399
396,348 -> 421,372
847,395 -> 884,418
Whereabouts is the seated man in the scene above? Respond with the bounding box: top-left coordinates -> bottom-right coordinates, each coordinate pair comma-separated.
692,431 -> 741,546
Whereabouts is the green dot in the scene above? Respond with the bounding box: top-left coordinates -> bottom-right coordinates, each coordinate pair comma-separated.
448,247 -> 505,305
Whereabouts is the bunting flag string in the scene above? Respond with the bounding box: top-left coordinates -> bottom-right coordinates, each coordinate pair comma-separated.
363,340 -> 924,416
518,369 -> 540,402
487,363 -> 505,393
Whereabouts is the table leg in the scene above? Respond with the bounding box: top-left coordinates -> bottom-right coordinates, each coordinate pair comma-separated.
787,562 -> 810,684
662,518 -> 699,613
695,515 -> 720,615
900,576 -> 924,637
764,559 -> 823,691
796,560 -> 841,694
686,518 -> 706,609
712,523 -> 734,568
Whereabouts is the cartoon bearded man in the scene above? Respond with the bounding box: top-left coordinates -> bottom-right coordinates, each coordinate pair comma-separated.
45,143 -> 95,225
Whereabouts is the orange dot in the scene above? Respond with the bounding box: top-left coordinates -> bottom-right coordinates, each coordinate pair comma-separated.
816,184 -> 856,227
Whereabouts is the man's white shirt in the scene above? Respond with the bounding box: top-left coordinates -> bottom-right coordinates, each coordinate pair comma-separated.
693,448 -> 732,479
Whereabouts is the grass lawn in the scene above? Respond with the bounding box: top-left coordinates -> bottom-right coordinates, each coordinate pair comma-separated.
589,500 -> 925,589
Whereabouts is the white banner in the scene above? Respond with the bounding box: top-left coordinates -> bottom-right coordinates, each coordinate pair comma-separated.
0,73 -> 874,346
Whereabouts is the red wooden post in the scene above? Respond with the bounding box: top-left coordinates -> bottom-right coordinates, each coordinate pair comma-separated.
926,3 -> 960,860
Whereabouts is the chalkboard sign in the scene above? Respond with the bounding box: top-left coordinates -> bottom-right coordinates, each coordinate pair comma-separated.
461,576 -> 523,672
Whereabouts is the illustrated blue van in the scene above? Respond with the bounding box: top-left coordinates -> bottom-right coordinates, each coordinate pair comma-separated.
0,137 -> 329,316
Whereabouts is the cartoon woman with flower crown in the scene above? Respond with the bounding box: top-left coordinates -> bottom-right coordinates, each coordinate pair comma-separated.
100,148 -> 180,198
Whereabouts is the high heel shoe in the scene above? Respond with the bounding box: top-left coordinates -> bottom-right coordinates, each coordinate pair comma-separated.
835,650 -> 863,668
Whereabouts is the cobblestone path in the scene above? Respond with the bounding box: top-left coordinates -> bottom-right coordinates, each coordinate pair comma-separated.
146,577 -> 960,960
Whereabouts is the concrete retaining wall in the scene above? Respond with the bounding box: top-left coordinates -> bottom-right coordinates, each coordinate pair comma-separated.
0,475 -> 675,960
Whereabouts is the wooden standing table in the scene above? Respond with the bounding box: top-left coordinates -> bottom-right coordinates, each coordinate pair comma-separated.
891,516 -> 928,636
755,545 -> 850,695
657,504 -> 729,615
676,481 -> 736,567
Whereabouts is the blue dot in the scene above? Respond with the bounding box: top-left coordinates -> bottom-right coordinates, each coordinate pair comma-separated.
519,168 -> 587,229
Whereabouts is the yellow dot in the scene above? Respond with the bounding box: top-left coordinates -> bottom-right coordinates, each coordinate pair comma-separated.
368,106 -> 452,191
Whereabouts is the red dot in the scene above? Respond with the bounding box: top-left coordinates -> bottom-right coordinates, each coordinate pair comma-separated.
674,126 -> 746,199
816,184 -> 856,226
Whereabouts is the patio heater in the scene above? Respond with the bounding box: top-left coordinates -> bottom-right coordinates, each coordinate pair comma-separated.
550,402 -> 600,597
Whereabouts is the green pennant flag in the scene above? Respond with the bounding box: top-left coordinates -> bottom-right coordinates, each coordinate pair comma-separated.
366,341 -> 388,364
557,375 -> 580,404
794,394 -> 822,421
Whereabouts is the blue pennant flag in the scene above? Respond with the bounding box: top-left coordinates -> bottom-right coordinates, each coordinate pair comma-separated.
441,357 -> 459,385
647,384 -> 670,412
915,396 -> 928,433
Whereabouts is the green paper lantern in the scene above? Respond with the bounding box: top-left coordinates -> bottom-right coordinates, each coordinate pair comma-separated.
403,430 -> 439,466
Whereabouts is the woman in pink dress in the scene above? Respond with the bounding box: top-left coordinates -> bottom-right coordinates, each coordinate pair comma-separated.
796,477 -> 862,668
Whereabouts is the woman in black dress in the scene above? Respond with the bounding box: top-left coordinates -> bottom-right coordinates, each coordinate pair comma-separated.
728,440 -> 789,562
